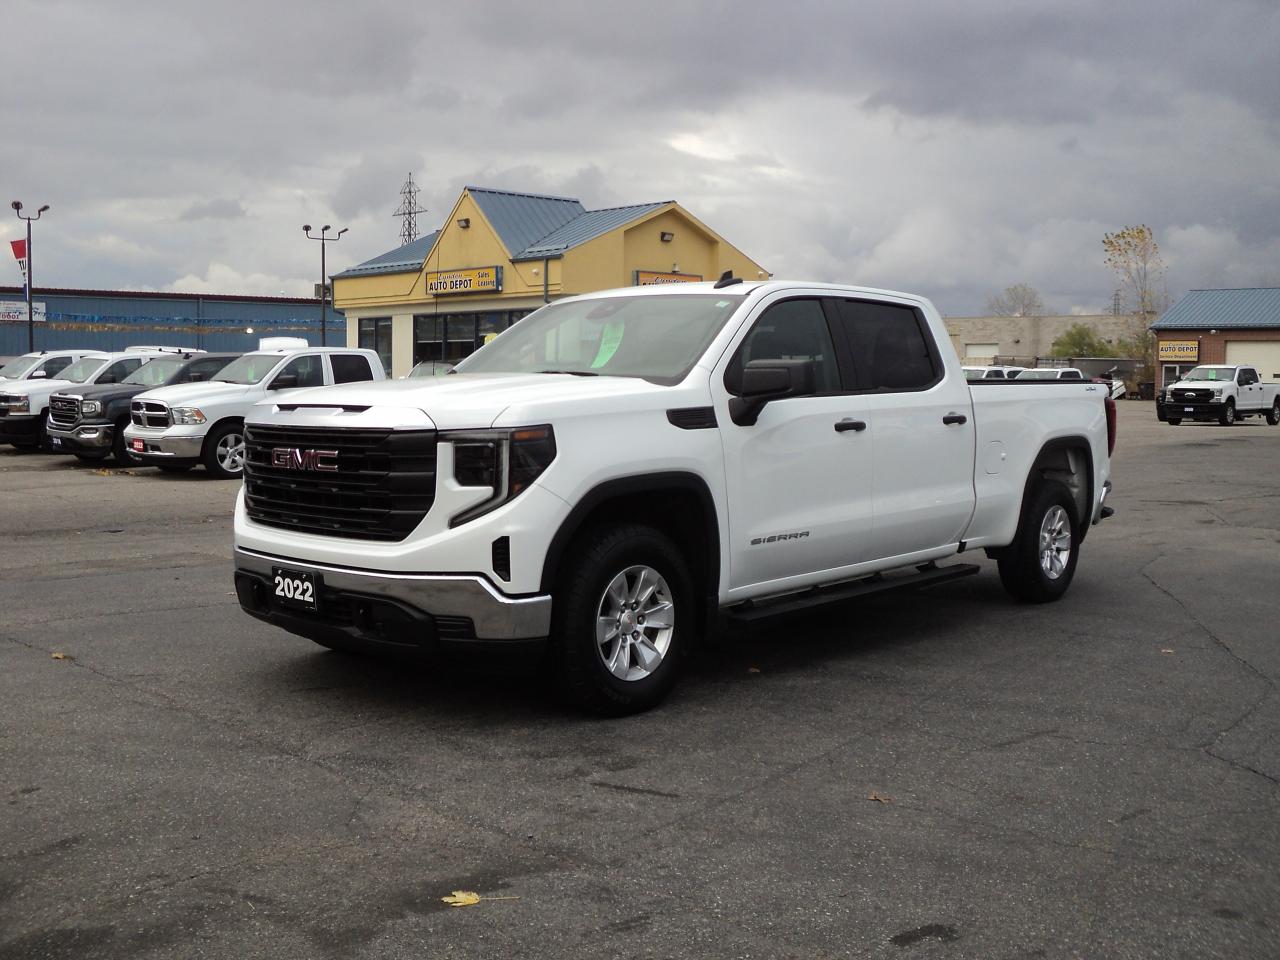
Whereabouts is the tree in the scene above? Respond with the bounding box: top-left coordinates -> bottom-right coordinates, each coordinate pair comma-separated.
986,283 -> 1045,317
1103,225 -> 1170,380
1051,323 -> 1116,358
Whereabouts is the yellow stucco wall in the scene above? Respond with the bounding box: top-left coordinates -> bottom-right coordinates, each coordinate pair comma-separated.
335,188 -> 768,363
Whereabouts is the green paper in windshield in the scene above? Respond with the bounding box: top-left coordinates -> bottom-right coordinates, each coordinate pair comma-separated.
591,321 -> 625,369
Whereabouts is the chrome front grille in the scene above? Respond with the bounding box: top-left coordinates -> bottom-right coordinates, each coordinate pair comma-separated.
130,399 -> 171,428
49,395 -> 80,426
1171,388 -> 1213,403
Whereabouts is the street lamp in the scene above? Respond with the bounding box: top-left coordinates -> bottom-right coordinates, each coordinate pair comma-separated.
303,224 -> 347,346
11,201 -> 50,352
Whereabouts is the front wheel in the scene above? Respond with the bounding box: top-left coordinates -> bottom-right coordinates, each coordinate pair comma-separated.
997,481 -> 1081,604
1267,401 -> 1279,426
112,419 -> 140,465
1219,400 -> 1236,426
1166,418 -> 1181,426
202,422 -> 246,479
550,523 -> 693,716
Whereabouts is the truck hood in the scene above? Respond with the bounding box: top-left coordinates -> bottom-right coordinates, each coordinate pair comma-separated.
1167,380 -> 1222,392
0,377 -> 78,398
134,381 -> 256,406
262,373 -> 679,430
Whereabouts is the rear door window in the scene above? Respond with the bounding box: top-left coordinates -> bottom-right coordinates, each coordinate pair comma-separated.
331,354 -> 375,384
831,299 -> 940,392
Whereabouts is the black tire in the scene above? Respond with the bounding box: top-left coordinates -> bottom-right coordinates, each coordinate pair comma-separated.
1167,418 -> 1181,425
112,418 -> 140,465
156,462 -> 193,473
1219,400 -> 1236,426
550,523 -> 694,716
997,480 -> 1081,604
1267,401 -> 1279,426
36,412 -> 52,453
74,452 -> 108,463
202,421 -> 245,479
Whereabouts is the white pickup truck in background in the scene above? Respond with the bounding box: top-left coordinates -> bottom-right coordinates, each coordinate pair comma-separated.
1157,364 -> 1280,426
232,279 -> 1115,714
124,346 -> 386,478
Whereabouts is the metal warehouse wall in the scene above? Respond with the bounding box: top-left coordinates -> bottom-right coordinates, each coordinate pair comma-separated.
0,289 -> 344,356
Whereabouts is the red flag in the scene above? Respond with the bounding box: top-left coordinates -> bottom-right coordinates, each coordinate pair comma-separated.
10,239 -> 27,283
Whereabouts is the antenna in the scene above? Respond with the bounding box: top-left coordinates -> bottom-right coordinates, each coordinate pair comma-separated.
393,172 -> 427,246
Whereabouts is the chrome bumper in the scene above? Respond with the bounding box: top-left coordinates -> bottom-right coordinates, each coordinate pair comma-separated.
233,547 -> 552,641
122,428 -> 203,459
47,421 -> 113,449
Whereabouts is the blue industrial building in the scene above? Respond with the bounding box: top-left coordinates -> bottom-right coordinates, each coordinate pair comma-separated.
0,286 -> 344,356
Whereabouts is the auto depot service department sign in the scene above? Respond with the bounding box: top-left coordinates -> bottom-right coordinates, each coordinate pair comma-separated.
0,300 -> 47,322
1158,340 -> 1199,362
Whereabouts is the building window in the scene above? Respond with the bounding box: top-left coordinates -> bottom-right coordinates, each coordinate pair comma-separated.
359,317 -> 392,374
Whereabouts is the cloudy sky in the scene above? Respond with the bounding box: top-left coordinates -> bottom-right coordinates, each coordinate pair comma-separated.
3,0 -> 1278,315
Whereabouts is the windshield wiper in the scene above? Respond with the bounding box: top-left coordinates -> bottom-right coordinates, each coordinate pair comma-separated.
535,369 -> 600,377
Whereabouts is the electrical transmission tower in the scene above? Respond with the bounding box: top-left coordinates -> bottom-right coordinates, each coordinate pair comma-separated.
393,173 -> 427,246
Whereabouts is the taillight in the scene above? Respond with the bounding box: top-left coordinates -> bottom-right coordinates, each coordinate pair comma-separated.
1104,396 -> 1117,456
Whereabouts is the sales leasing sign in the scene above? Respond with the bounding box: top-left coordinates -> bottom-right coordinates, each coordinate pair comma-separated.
0,300 -> 47,323
425,266 -> 502,295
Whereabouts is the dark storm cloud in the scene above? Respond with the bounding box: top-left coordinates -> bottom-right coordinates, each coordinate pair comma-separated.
1,0 -> 1277,311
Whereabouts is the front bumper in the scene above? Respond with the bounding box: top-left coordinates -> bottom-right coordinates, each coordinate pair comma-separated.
233,546 -> 552,657
1156,398 -> 1223,422
121,425 -> 204,463
47,420 -> 114,453
0,414 -> 41,443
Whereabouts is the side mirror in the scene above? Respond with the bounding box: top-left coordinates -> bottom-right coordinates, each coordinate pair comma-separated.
269,373 -> 299,390
729,359 -> 814,426
29,369 -> 47,379
97,374 -> 116,384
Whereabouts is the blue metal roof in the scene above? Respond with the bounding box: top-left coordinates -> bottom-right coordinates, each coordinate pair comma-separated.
515,202 -> 669,260
1152,288 -> 1280,330
332,231 -> 439,278
466,187 -> 584,258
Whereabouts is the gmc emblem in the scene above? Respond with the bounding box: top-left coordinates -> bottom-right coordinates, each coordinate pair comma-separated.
271,447 -> 339,472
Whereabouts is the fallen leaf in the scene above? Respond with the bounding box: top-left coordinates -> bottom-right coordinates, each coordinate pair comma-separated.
440,890 -> 519,907
1160,648 -> 1175,655
93,469 -> 113,477
868,793 -> 892,803
51,652 -> 73,661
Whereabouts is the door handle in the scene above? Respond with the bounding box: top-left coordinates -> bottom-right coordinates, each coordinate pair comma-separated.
834,419 -> 867,433
942,412 -> 968,425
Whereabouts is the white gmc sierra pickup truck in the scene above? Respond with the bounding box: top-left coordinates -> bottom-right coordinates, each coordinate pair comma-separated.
233,279 -> 1116,714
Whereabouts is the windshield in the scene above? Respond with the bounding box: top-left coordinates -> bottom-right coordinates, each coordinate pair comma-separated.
1016,369 -> 1061,380
57,356 -> 109,383
123,358 -> 184,386
213,353 -> 281,385
1183,367 -> 1233,381
456,293 -> 746,384
0,356 -> 41,379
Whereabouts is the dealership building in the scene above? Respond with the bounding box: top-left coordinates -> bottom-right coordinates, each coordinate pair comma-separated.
1151,288 -> 1280,390
333,186 -> 768,377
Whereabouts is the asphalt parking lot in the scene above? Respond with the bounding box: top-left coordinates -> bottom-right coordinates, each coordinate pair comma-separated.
2,403 -> 1277,960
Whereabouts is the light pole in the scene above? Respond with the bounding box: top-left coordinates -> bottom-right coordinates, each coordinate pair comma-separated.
11,201 -> 49,352
303,224 -> 346,346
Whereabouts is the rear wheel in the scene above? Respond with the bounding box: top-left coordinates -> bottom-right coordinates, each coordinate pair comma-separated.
202,422 -> 245,479
1267,400 -> 1279,426
997,481 -> 1080,604
550,523 -> 692,715
1219,400 -> 1236,426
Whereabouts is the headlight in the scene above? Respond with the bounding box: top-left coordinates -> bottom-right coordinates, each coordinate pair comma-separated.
170,406 -> 206,425
1212,388 -> 1223,399
80,399 -> 102,416
445,425 -> 556,527
3,396 -> 29,413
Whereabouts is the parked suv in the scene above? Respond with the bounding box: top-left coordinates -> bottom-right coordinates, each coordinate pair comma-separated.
47,352 -> 241,463
1,350 -> 183,451
124,346 -> 386,478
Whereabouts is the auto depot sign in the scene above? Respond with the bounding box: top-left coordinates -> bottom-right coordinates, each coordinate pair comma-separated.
0,300 -> 46,322
1158,340 -> 1199,362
